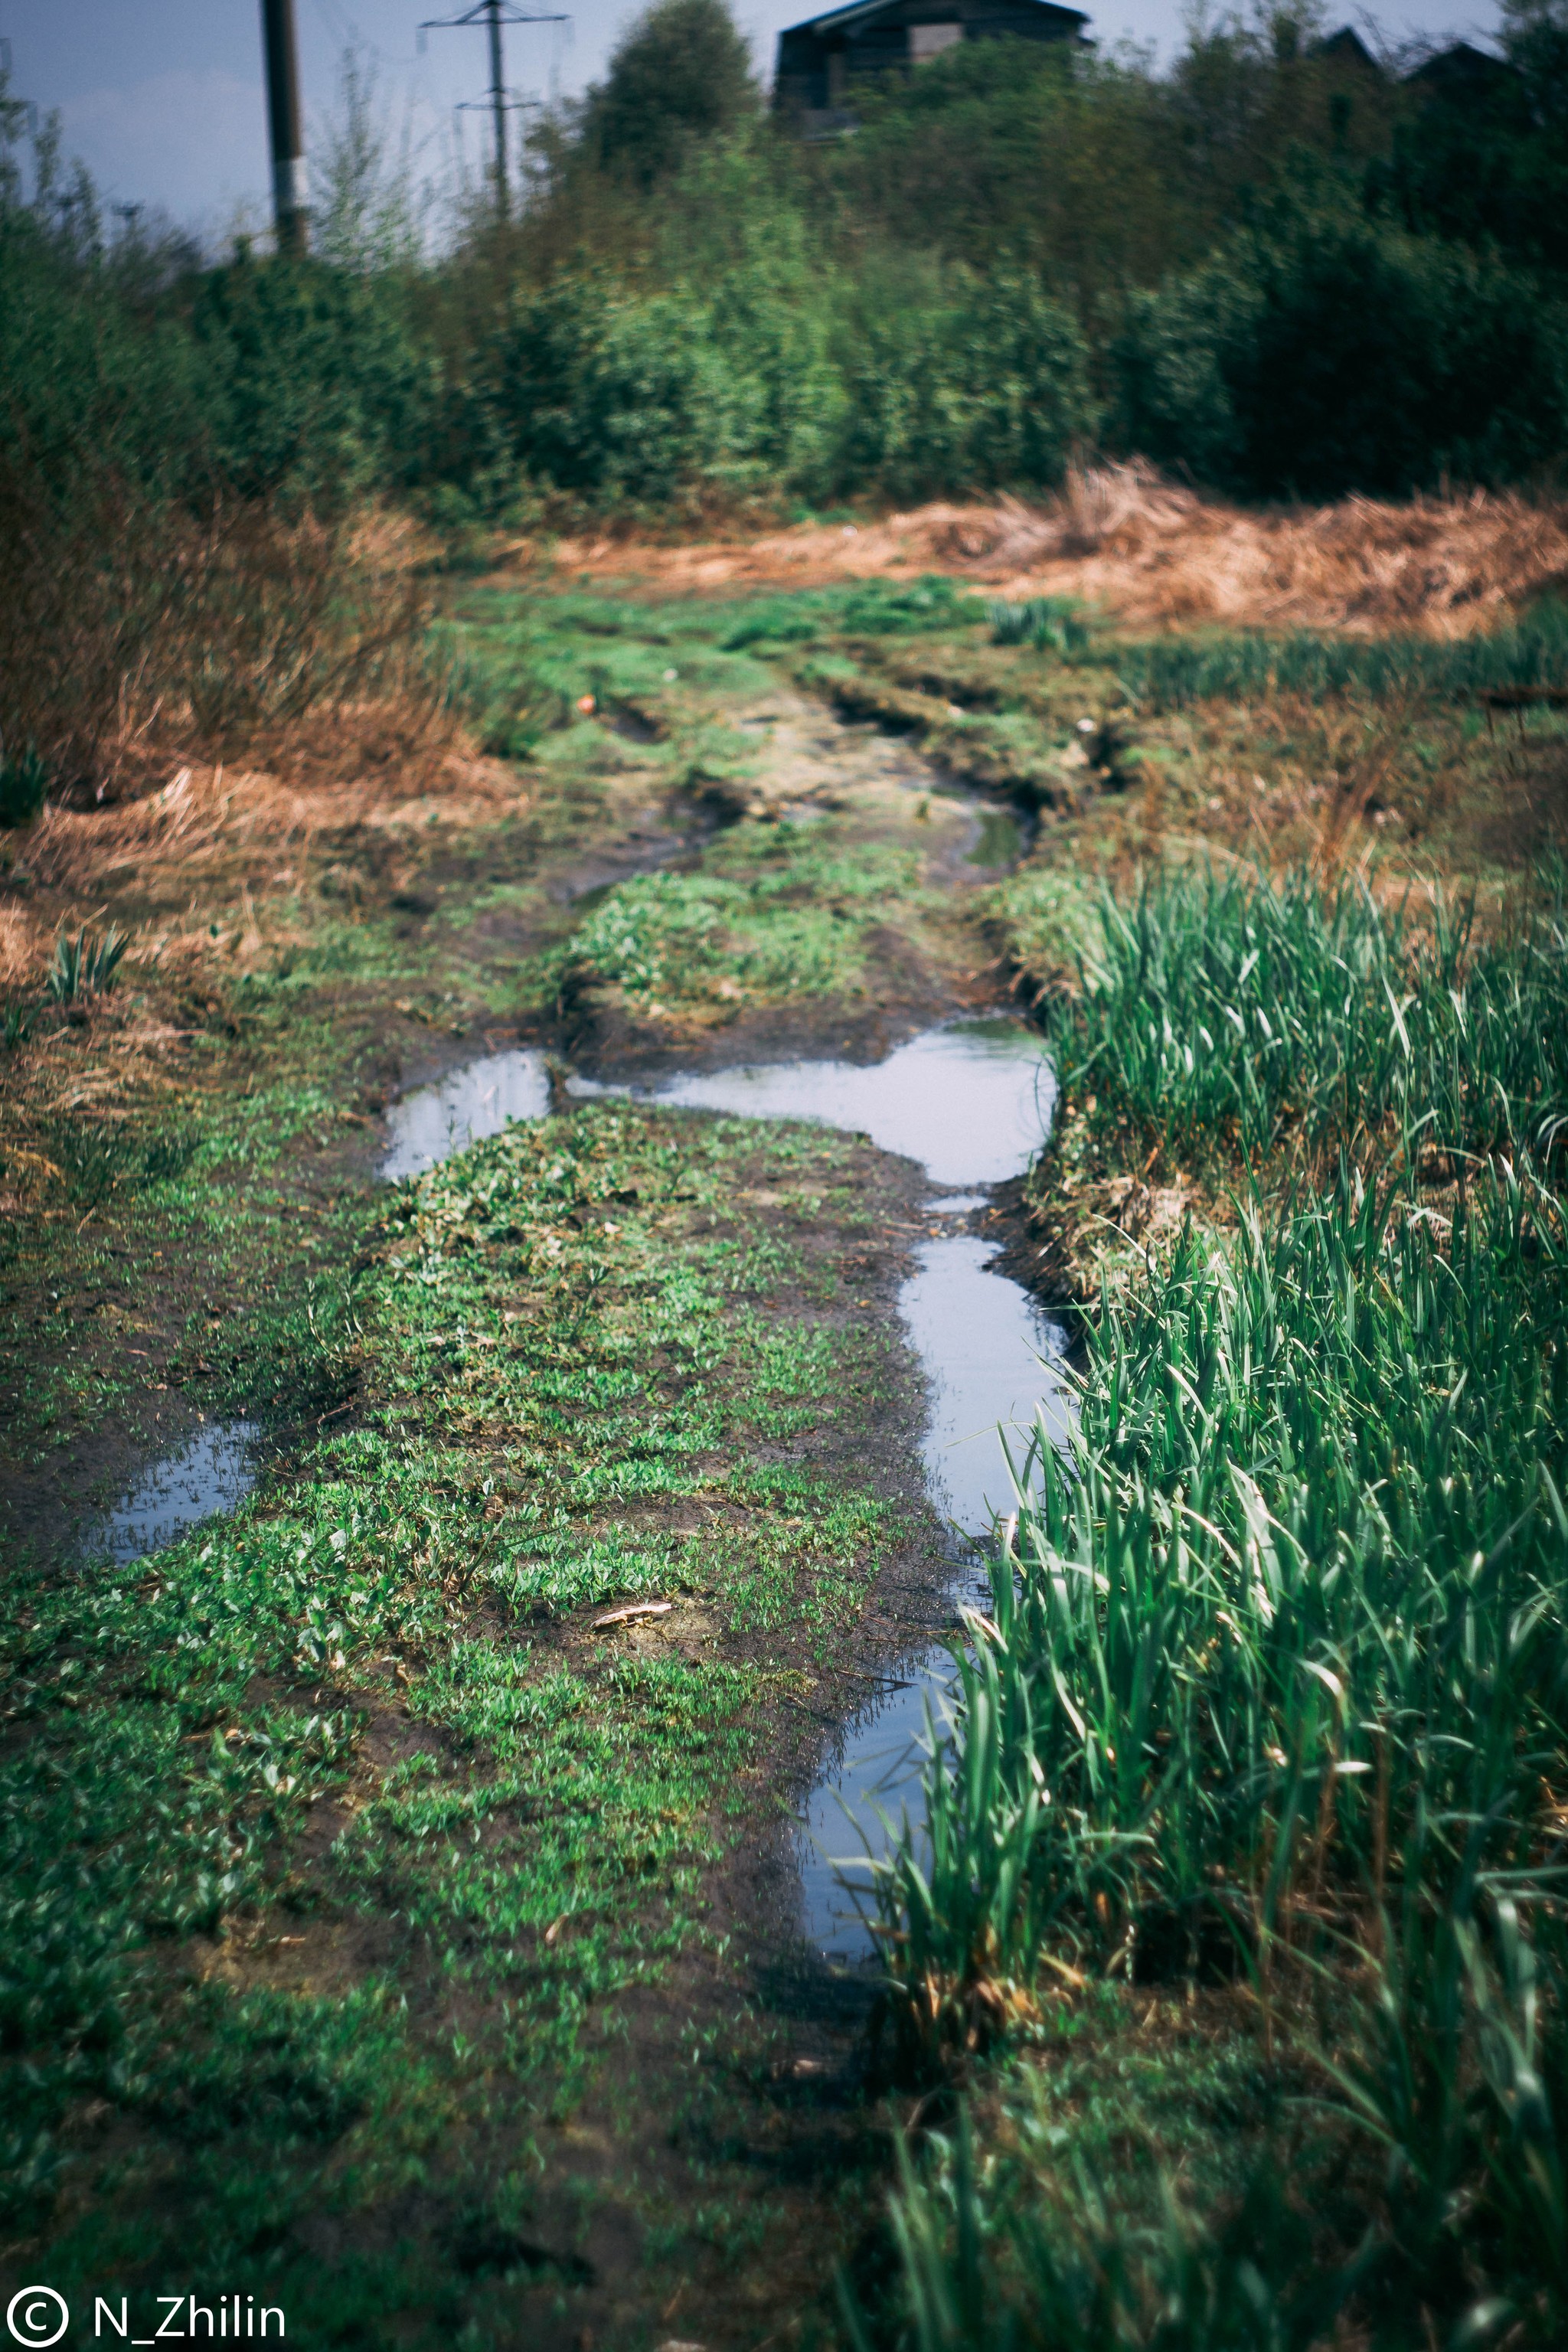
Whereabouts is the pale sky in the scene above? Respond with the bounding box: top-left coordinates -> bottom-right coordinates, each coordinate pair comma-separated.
0,0 -> 1506,243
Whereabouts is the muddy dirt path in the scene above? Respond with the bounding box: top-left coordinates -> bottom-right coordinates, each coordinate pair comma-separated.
3,678 -> 1064,2350
74,1024 -> 1065,2351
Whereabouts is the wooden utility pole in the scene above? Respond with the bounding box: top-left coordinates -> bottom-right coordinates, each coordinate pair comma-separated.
485,0 -> 509,217
420,0 -> 569,220
260,0 -> 309,253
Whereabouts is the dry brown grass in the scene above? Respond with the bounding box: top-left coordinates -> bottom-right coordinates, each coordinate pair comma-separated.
0,484 -> 447,801
5,712 -> 522,976
541,467 -> 1568,635
0,700 -> 527,1174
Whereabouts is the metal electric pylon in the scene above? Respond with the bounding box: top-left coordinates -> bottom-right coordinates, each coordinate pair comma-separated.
418,0 -> 569,219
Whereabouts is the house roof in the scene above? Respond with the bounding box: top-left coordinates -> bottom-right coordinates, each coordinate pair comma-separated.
779,0 -> 1087,38
1404,39 -> 1517,90
1311,25 -> 1383,72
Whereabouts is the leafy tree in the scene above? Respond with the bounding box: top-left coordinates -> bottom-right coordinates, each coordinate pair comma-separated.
311,47 -> 428,277
818,43 -> 1197,317
579,0 -> 757,189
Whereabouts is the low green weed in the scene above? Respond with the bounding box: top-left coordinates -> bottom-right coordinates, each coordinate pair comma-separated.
551,822 -> 924,1016
45,925 -> 128,1004
720,577 -> 985,649
41,1117 -> 199,1206
5,1100 -> 900,2314
986,596 -> 1091,656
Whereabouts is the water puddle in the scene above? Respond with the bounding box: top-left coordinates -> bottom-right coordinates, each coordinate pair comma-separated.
905,1236 -> 1072,1537
381,1048 -> 552,1180
570,1017 -> 1054,1190
380,1014 -> 1070,1962
966,805 -> 1027,867
86,1420 -> 261,1565
797,1243 -> 1069,1958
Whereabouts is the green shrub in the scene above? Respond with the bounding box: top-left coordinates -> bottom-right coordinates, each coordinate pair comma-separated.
188,256 -> 439,506
0,741 -> 47,825
487,276 -> 766,505
645,132 -> 849,457
833,262 -> 1098,498
1112,165 -> 1568,498
0,187 -> 206,508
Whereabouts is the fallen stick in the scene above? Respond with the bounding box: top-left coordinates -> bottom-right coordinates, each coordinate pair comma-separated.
591,1599 -> 674,1629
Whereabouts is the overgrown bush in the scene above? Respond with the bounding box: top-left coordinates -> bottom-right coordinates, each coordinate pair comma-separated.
1113,166 -> 1568,498
482,251 -> 1095,508
0,451 -> 437,792
7,9 -> 1568,544
186,255 -> 439,506
486,275 -> 768,507
0,90 -> 441,791
832,263 -> 1098,498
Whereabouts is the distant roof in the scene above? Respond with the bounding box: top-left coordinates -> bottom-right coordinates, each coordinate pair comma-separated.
1404,39 -> 1517,91
1312,25 -> 1383,72
779,0 -> 1087,35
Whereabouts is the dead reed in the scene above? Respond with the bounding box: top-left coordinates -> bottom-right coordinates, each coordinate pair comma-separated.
551,474 -> 1568,638
0,469 -> 446,804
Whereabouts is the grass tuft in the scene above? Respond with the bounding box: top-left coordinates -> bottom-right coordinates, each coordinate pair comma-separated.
1052,866 -> 1568,1171
876,860 -> 1568,2344
44,926 -> 128,1004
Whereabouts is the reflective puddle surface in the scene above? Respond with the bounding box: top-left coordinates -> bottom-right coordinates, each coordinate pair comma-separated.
87,1421 -> 263,1565
905,1236 -> 1071,1537
392,1017 -> 1072,1958
797,1240 -> 1069,1959
570,1017 -> 1056,1191
966,805 -> 1028,868
381,1047 -> 552,1181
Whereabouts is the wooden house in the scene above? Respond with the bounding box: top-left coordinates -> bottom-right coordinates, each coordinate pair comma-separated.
1403,39 -> 1518,100
773,0 -> 1089,129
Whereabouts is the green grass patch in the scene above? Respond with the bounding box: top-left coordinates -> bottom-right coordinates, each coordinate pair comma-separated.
1052,865 -> 1568,1171
872,858 -> 1568,2347
550,818 -> 925,1017
4,1099 -> 904,2329
988,596 -> 1568,711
